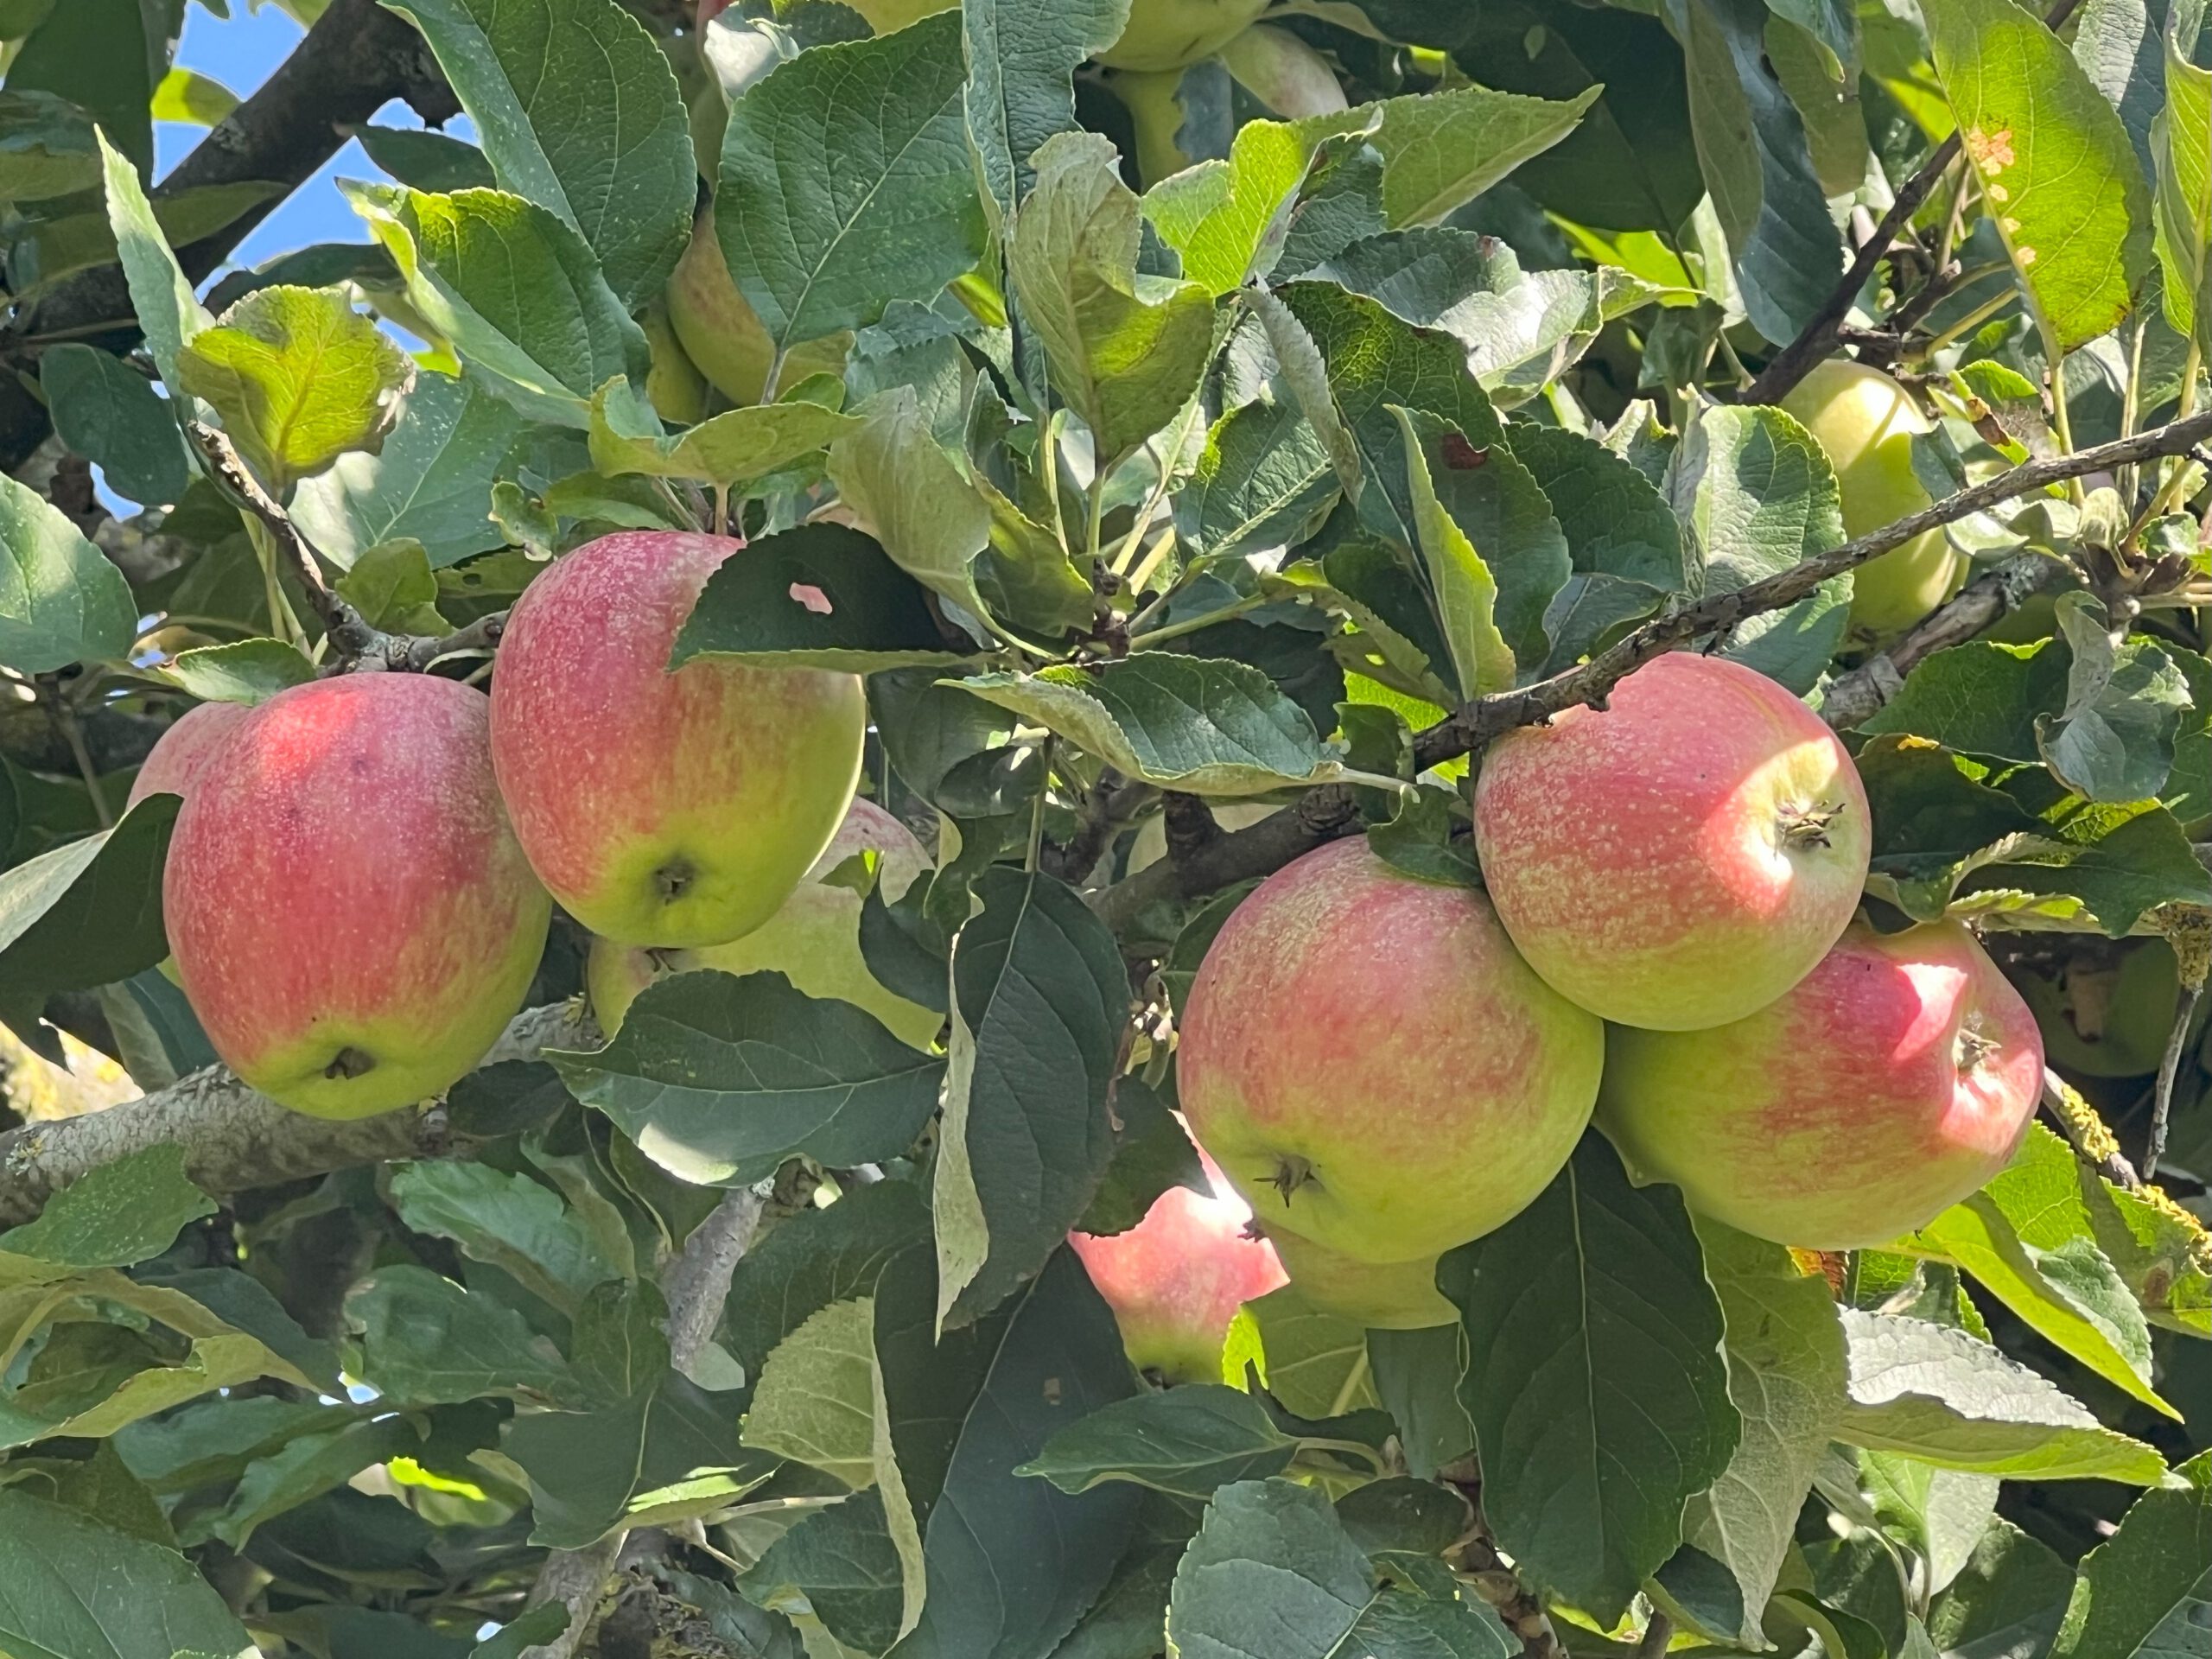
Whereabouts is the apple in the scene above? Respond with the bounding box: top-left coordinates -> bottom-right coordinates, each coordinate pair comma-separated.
1781,359 -> 1967,645
664,209 -> 849,408
2012,939 -> 2183,1078
1265,1229 -> 1452,1330
165,675 -> 551,1120
127,700 -> 250,810
1109,67 -> 1201,190
1472,652 -> 1871,1032
1070,1153 -> 1287,1383
490,531 -> 866,950
641,296 -> 709,426
844,0 -> 956,30
1178,836 -> 1604,1265
1218,23 -> 1348,118
1598,918 -> 2045,1249
1098,0 -> 1273,71
587,797 -> 942,1048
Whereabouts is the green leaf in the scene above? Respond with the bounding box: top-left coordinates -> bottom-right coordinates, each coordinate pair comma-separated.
38,343 -> 192,508
140,1267 -> 344,1395
716,11 -> 985,355
1166,1478 -> 1516,1659
1511,423 -> 1683,672
504,1367 -> 769,1549
1834,1309 -> 2167,1481
1928,1517 -> 2075,1659
880,1248 -> 1145,1656
1077,1074 -> 1205,1236
289,369 -> 524,569
1175,397 -> 1338,561
825,386 -> 995,628
2055,1448 -> 2212,1658
932,868 -> 1127,1325
722,1178 -> 935,1381
1858,1452 -> 2001,1598
1392,405 -> 1569,693
151,67 -> 239,126
1926,0 -> 2155,352
1020,1384 -> 1302,1499
588,376 -> 859,490
674,521 -> 969,674
955,656 -> 1334,796
1905,1195 -> 2170,1416
2036,593 -> 2193,802
343,181 -> 650,428
1314,229 -> 1665,405
378,0 -> 694,306
353,122 -> 497,194
1438,1136 -> 1739,1625
1365,1324 -> 1476,1479
0,1488 -> 257,1659
742,1489 -> 908,1653
0,1146 -> 213,1269
1143,116 -> 1325,298
1344,84 -> 1602,229
192,1418 -> 423,1549
98,129 -> 212,393
1671,0 -> 1846,342
156,638 -> 315,705
346,1265 -> 582,1407
550,969 -> 945,1189
0,88 -> 99,201
2152,0 -> 2212,351
471,1604 -> 569,1659
746,1297 -> 882,1490
1008,131 -> 1217,468
1276,282 -> 1505,551
1681,1217 -> 1849,1646
334,539 -> 447,634
0,795 -> 177,1016
1224,1283 -> 1382,1417
0,467 -> 141,673
962,0 -> 1128,223
386,1160 -> 623,1315
9,0 -> 156,174
1666,403 -> 1853,692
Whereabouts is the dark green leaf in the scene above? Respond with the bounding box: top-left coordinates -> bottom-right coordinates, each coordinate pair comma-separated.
1077,1075 -> 1205,1237
1020,1384 -> 1300,1499
380,0 -> 694,306
0,1488 -> 256,1659
553,970 -> 944,1189
39,343 -> 191,507
0,1145 -> 212,1269
157,639 -> 315,705
0,466 -> 140,673
386,1160 -> 623,1314
741,1488 -> 908,1653
1176,397 -> 1338,562
1439,1136 -> 1739,1624
933,870 -> 1128,1323
354,122 -> 496,194
718,11 -> 984,356
963,0 -> 1127,221
0,794 -> 176,1014
2053,1447 -> 2211,1657
346,1265 -> 582,1407
674,522 -> 967,674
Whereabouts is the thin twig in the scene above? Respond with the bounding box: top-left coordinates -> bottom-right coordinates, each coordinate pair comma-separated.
1411,407 -> 2212,770
1821,552 -> 2067,730
338,610 -> 511,675
186,423 -> 375,654
1743,0 -> 2086,404
2146,986 -> 2201,1180
50,696 -> 113,829
2041,1067 -> 2144,1192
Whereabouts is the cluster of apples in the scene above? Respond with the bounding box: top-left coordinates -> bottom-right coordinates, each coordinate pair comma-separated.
1080,652 -> 2045,1372
144,531 -> 878,1120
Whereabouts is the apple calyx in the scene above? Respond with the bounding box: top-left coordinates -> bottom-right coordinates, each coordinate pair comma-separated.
1267,1154 -> 1317,1203
652,857 -> 699,904
1955,1021 -> 2002,1073
322,1046 -> 377,1082
1777,800 -> 1846,851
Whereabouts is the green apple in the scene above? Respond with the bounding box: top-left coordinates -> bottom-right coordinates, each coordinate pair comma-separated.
641,295 -> 709,426
1098,0 -> 1272,71
2013,939 -> 2183,1078
1265,1230 -> 1452,1330
1475,652 -> 1871,1031
1599,919 -> 2045,1249
1782,359 -> 1967,644
1179,837 -> 1603,1265
488,531 -> 867,949
165,676 -> 551,1120
664,209 -> 849,407
588,798 -> 942,1049
1217,22 -> 1347,117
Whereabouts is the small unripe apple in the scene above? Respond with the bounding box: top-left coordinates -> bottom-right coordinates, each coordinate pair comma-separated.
166,676 -> 551,1120
1179,837 -> 1604,1266
664,210 -> 848,407
1473,652 -> 1871,1032
640,296 -> 709,425
1069,1154 -> 1287,1383
1781,359 -> 1966,644
127,700 -> 250,810
2012,939 -> 2183,1078
489,531 -> 867,950
1599,918 -> 2044,1249
587,798 -> 940,1048
1266,1229 -> 1452,1330
1097,0 -> 1273,71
